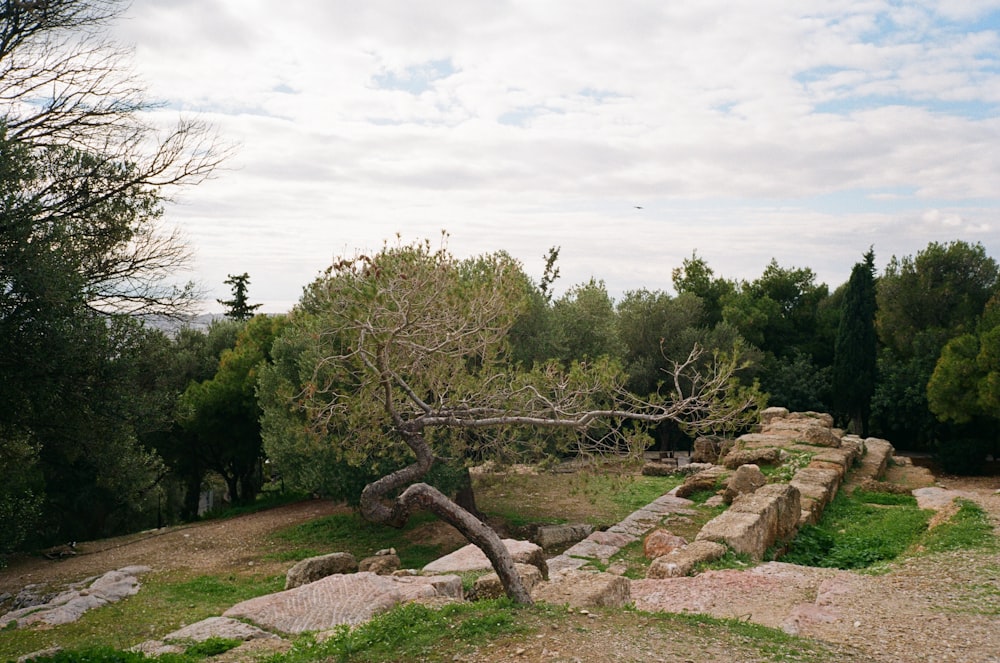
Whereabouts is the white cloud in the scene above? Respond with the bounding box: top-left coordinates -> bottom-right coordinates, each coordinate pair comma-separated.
111,1 -> 1000,312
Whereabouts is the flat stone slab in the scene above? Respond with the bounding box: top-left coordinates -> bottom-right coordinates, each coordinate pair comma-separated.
422,539 -> 542,574
533,570 -> 631,608
223,572 -> 461,633
0,566 -> 151,629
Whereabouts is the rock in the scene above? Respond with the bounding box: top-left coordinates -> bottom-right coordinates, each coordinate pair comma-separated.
645,540 -> 727,578
641,461 -> 679,476
285,552 -> 358,589
760,406 -> 789,425
723,464 -> 767,504
225,572 -> 462,633
0,567 -> 149,629
134,615 -> 281,656
691,436 -> 735,464
359,553 -> 400,575
534,524 -> 594,550
533,570 -> 631,608
468,563 -> 543,600
722,447 -> 781,469
673,462 -> 717,475
675,467 -> 726,499
697,484 -> 801,560
423,539 -> 548,579
643,529 -> 687,560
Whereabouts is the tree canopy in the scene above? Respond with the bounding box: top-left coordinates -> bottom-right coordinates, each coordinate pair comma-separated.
262,238 -> 763,602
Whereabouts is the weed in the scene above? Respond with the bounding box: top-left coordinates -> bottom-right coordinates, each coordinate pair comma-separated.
922,499 -> 996,553
782,489 -> 930,570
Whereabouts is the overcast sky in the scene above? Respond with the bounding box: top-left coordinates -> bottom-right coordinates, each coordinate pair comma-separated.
112,1 -> 1000,313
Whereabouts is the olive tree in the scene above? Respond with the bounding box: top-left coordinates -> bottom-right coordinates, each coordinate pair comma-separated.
270,238 -> 762,604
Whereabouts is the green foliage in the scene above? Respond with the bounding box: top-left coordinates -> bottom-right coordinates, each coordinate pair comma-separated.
783,489 -> 930,570
217,272 -> 262,321
176,314 -> 287,505
277,600 -> 528,663
180,637 -> 241,657
551,278 -> 623,363
877,241 -> 998,359
922,500 -> 996,553
935,436 -> 996,476
832,249 -> 878,434
757,350 -> 831,414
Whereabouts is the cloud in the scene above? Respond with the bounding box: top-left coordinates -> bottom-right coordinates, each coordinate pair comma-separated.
112,1 -> 1000,311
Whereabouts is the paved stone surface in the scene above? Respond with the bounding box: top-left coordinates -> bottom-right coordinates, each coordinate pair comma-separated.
223,572 -> 461,633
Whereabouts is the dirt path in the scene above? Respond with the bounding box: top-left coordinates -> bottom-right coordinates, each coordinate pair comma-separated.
0,499 -> 344,596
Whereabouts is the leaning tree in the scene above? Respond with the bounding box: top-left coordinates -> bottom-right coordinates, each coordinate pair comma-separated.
278,238 -> 763,604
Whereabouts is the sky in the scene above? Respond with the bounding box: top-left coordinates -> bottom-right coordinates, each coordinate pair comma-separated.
111,1 -> 1000,313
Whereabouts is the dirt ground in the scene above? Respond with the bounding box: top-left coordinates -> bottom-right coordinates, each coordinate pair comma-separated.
2,468 -> 999,663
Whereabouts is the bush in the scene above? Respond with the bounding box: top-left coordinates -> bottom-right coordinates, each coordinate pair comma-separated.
936,437 -> 993,475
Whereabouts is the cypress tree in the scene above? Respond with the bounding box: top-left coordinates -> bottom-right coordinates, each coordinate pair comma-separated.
832,249 -> 878,435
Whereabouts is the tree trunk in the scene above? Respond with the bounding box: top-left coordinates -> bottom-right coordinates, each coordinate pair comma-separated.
453,466 -> 483,520
358,429 -> 532,604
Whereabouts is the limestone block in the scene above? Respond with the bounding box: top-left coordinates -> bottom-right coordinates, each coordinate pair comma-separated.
723,447 -> 781,469
469,563 -> 543,600
723,464 -> 767,504
423,539 -> 548,579
285,552 -> 358,590
643,529 -> 687,559
532,570 -> 631,608
790,466 -> 841,510
760,407 -> 789,425
697,484 -> 800,560
535,524 -> 594,550
645,541 -> 727,578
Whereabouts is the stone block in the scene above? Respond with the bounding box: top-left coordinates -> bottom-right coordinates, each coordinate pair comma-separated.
469,563 -> 543,601
423,539 -> 548,579
285,552 -> 358,590
697,484 -> 800,560
532,570 -> 631,608
723,464 -> 767,504
534,523 -> 594,550
645,540 -> 727,578
643,529 -> 687,559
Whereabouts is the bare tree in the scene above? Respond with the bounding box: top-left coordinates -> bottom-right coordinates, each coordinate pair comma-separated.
286,238 -> 763,604
0,0 -> 227,316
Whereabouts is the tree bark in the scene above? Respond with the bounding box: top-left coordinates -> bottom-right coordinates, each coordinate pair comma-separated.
453,466 -> 484,520
359,429 -> 532,604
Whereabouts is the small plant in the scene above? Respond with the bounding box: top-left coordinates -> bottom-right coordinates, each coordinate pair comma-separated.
922,499 -> 996,553
183,637 -> 242,657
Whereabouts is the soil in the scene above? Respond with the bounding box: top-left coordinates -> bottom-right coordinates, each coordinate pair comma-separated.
2,468 -> 999,663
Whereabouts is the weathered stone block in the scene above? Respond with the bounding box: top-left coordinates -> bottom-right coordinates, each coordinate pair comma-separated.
469,563 -> 543,600
423,539 -> 548,580
534,523 -> 594,550
285,552 -> 358,590
643,529 -> 687,559
723,447 -> 781,469
723,463 -> 767,504
697,484 -> 800,560
645,540 -> 727,578
532,570 -> 630,608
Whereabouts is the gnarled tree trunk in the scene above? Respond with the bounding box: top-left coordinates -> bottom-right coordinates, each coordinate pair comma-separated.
359,430 -> 532,605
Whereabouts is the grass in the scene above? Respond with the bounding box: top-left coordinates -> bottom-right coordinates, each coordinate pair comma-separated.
269,511 -> 455,569
921,499 -> 996,553
17,600 -> 859,663
782,488 -> 931,570
475,467 -> 684,528
0,572 -> 283,661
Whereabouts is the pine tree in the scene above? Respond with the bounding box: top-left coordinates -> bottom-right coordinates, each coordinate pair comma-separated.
217,273 -> 262,321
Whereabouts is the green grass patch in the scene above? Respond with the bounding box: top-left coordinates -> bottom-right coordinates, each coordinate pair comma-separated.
271,511 -> 454,569
922,499 -> 996,553
783,489 -> 931,570
0,572 -> 283,662
475,468 -> 683,528
275,599 -> 535,663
